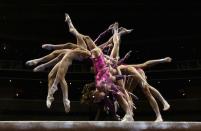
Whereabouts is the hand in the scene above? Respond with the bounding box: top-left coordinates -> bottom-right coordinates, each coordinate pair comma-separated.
125,50 -> 132,58
108,22 -> 119,30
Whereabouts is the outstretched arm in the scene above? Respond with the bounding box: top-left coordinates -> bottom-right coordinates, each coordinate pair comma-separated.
94,27 -> 112,43
104,50 -> 132,68
117,50 -> 132,66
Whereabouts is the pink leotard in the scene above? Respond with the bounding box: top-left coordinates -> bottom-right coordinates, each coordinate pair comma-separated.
92,53 -> 107,73
91,53 -> 112,91
91,53 -> 128,114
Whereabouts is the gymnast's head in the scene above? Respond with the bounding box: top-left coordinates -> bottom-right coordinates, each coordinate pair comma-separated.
81,83 -> 106,104
81,82 -> 96,104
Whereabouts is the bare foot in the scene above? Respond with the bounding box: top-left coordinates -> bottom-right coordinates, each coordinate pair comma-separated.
121,114 -> 134,122
163,102 -> 170,111
65,13 -> 75,33
63,99 -> 70,113
42,44 -> 53,50
164,57 -> 172,62
33,65 -> 45,72
46,96 -> 54,108
64,13 -> 70,22
26,60 -> 38,66
119,27 -> 133,35
154,116 -> 163,122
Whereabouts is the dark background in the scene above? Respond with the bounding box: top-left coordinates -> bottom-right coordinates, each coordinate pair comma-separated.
0,0 -> 201,121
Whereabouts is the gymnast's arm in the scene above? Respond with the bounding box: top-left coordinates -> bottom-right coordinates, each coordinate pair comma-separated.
94,27 -> 111,43
104,50 -> 132,68
104,54 -> 117,64
117,50 -> 132,66
98,37 -> 113,50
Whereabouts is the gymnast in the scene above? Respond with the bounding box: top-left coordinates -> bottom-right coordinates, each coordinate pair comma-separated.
48,15 -> 133,121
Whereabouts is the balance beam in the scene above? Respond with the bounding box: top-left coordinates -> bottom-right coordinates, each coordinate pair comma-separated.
0,121 -> 201,131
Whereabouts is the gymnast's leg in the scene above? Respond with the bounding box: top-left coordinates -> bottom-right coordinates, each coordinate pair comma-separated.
116,92 -> 134,121
42,43 -> 80,50
149,86 -> 170,111
140,69 -> 170,111
65,13 -> 87,49
50,49 -> 90,112
140,82 -> 163,122
83,36 -> 100,54
46,62 -> 60,108
60,77 -> 70,113
120,65 -> 163,122
139,69 -> 170,111
49,53 -> 72,112
26,49 -> 66,66
130,57 -> 172,69
33,53 -> 65,72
